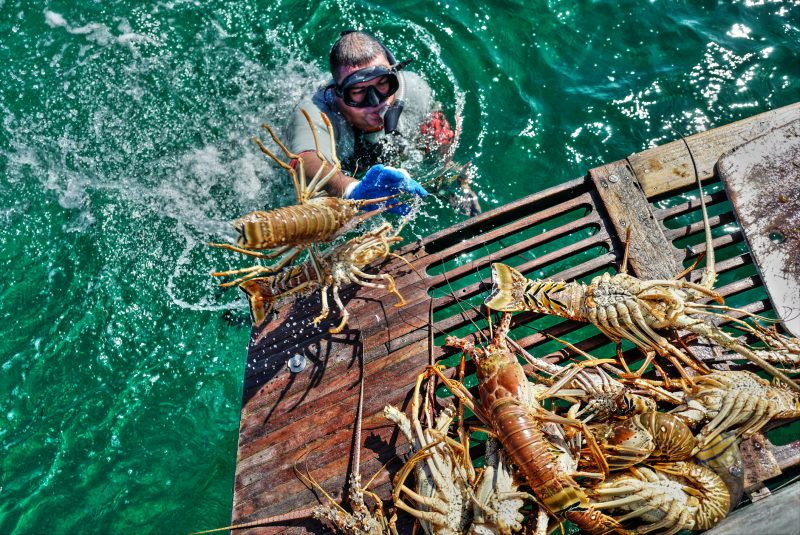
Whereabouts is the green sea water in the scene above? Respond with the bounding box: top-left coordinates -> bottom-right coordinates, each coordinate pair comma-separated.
1,1 -> 798,533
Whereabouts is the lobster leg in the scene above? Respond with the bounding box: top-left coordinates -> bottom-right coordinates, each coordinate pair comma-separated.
252,134 -> 302,202
678,318 -> 800,393
426,365 -> 493,425
208,242 -> 295,261
533,408 -> 610,478
213,248 -> 302,287
329,285 -> 348,334
313,286 -> 330,327
532,507 -> 549,535
734,397 -> 774,440
381,274 -> 406,308
239,279 -> 316,325
305,112 -> 342,197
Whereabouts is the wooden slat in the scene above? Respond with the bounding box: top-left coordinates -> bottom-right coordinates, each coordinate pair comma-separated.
427,199 -> 601,287
590,160 -> 683,279
421,176 -> 590,248
705,481 -> 800,535
663,211 -> 737,241
652,189 -> 729,221
629,102 -> 800,198
741,433 -> 783,491
718,119 -> 800,336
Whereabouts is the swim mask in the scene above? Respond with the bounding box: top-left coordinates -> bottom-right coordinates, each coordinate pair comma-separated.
334,59 -> 412,108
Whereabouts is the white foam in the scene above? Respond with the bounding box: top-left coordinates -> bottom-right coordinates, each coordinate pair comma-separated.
43,10 -> 155,49
165,223 -> 242,312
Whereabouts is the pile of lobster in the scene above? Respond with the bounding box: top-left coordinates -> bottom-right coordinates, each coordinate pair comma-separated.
209,110 -> 409,334
381,156 -> 799,534
385,311 -> 797,535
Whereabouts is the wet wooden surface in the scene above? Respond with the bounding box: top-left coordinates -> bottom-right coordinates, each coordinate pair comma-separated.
589,160 -> 683,279
705,481 -> 800,535
718,119 -> 800,337
229,105 -> 800,534
630,102 -> 800,198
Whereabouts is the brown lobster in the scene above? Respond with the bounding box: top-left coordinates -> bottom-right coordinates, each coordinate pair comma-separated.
209,109 -> 396,281
437,312 -> 632,535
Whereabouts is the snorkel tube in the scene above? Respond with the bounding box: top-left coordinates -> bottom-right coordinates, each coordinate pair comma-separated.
383,57 -> 413,134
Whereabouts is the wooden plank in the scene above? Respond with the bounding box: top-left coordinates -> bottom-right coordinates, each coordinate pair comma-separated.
590,160 -> 683,279
232,338 -> 432,533
718,119 -> 800,336
769,439 -> 800,472
629,102 -> 800,198
704,481 -> 800,535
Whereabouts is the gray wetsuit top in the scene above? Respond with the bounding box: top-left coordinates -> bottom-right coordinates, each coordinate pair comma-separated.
285,71 -> 433,175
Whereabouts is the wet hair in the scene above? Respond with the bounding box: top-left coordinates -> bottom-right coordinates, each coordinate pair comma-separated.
329,31 -> 392,83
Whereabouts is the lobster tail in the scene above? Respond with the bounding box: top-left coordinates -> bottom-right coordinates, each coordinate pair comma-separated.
486,263 -> 585,319
485,263 -> 529,311
693,432 -> 743,510
239,278 -> 276,325
565,507 -> 632,535
641,412 -> 695,461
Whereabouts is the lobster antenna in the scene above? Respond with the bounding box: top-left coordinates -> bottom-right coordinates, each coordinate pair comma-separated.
253,135 -> 303,202
188,507 -> 316,534
439,260 -> 491,346
670,125 -> 715,287
352,350 -> 366,473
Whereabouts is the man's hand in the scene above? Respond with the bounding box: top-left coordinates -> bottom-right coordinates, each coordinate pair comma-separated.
345,164 -> 428,215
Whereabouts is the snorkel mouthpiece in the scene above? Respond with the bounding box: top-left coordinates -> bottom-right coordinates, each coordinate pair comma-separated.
383,101 -> 404,134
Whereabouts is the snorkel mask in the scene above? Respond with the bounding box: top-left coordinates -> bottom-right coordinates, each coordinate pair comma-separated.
334,59 -> 413,108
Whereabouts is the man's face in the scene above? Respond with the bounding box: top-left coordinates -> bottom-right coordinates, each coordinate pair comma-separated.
335,55 -> 396,133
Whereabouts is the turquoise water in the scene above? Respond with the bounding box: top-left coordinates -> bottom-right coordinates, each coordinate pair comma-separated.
1,1 -> 798,533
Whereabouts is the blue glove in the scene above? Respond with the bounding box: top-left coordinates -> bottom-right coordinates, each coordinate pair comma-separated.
346,164 -> 428,215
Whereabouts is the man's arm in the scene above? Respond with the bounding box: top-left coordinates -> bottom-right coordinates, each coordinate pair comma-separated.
296,149 -> 427,216
296,150 -> 357,198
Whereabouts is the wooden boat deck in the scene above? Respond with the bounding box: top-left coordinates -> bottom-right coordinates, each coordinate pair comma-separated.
230,103 -> 800,534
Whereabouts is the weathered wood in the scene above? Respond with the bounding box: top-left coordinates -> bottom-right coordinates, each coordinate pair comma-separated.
629,102 -> 800,198
590,160 -> 683,279
769,439 -> 800,472
718,119 -> 800,336
704,481 -> 800,535
234,339 -> 433,533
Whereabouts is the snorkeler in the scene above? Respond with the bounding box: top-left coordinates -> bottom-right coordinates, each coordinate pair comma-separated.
285,30 -> 454,214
